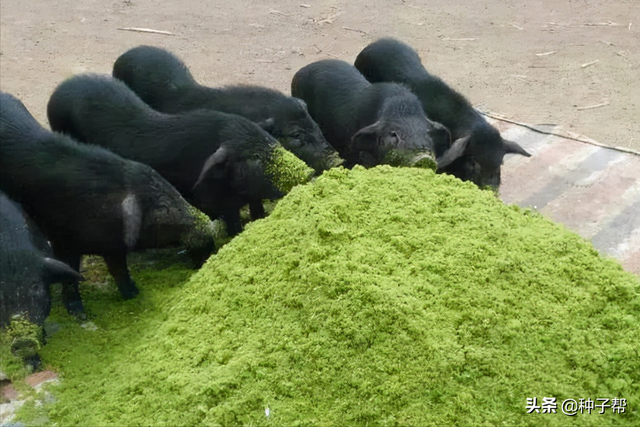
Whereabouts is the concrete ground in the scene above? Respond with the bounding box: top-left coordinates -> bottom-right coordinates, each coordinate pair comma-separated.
496,116 -> 640,275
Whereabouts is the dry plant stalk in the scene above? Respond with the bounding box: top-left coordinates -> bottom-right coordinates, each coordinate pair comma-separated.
576,101 -> 609,111
581,59 -> 599,68
117,27 -> 173,35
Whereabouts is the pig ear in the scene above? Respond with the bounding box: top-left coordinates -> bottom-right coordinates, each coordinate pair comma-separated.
503,139 -> 531,157
351,121 -> 381,150
193,147 -> 229,190
436,135 -> 471,169
257,118 -> 275,133
43,258 -> 85,283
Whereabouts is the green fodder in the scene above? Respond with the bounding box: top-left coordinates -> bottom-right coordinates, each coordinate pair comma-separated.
24,166 -> 640,426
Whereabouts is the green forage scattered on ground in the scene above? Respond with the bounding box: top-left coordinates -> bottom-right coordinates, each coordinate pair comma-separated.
9,165 -> 640,426
266,145 -> 315,193
0,316 -> 42,378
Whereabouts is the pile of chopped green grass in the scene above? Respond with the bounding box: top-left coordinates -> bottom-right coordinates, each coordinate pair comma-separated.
12,166 -> 640,426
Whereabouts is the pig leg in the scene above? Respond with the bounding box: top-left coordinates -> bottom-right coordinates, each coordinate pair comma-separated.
222,209 -> 243,237
51,248 -> 86,319
248,198 -> 266,220
102,253 -> 139,300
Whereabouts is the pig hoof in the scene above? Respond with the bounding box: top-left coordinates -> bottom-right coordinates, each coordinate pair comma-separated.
64,300 -> 86,320
74,311 -> 88,322
119,282 -> 140,300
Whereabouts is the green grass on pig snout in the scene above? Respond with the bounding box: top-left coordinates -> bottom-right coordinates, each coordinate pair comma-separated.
265,145 -> 315,193
11,166 -> 640,427
382,148 -> 437,170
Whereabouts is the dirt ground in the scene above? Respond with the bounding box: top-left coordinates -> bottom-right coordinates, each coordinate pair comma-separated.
1,0 -> 638,150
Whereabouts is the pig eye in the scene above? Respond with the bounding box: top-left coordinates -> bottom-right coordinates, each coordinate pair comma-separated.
389,131 -> 399,143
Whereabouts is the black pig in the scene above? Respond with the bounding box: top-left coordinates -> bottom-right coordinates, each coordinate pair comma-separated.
1,92 -> 216,317
1,191 -> 82,367
354,37 -> 531,188
47,73 -> 313,236
291,59 -> 466,169
112,45 -> 343,174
